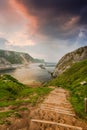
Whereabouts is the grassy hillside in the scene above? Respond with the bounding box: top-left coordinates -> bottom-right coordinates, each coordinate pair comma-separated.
0,50 -> 34,64
47,59 -> 87,119
0,74 -> 52,123
53,46 -> 87,77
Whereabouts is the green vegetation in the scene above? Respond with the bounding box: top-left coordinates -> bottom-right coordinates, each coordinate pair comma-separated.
0,74 -> 24,101
0,49 -> 45,64
0,110 -> 15,120
0,74 -> 52,121
0,50 -> 34,64
47,59 -> 87,119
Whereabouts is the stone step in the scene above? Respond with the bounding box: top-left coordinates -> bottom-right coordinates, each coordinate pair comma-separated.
40,107 -> 75,117
41,104 -> 73,111
41,106 -> 74,114
43,102 -> 71,106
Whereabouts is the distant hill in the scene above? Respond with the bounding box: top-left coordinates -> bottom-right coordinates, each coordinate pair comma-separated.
0,50 -> 44,69
34,58 -> 45,63
53,46 -> 87,77
0,49 -> 34,65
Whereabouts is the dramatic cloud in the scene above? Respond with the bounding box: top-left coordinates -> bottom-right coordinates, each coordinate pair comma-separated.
0,0 -> 87,62
12,0 -> 87,40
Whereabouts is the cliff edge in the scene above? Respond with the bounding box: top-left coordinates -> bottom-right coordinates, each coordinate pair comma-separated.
53,46 -> 87,77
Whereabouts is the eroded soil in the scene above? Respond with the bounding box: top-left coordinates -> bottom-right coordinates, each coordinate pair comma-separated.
29,88 -> 87,130
0,87 -> 87,130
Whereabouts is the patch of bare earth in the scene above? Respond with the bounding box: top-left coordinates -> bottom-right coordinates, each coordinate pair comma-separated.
29,87 -> 87,130
0,87 -> 87,130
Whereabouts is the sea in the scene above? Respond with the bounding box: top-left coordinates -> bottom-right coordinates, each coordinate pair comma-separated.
0,63 -> 56,85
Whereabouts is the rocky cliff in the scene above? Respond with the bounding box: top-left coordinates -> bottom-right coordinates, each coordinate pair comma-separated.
53,46 -> 87,77
0,50 -> 35,69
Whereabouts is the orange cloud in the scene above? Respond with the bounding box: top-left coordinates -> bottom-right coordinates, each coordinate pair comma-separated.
10,0 -> 38,32
1,1 -> 22,24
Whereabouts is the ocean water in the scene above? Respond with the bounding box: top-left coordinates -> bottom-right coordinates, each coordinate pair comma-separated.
0,63 -> 56,84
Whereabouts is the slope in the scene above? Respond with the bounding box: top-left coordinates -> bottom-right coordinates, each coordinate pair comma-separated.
0,74 -> 52,126
47,59 -> 87,119
0,49 -> 34,65
53,46 -> 87,77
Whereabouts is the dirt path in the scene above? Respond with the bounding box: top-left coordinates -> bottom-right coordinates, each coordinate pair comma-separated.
30,87 -> 87,130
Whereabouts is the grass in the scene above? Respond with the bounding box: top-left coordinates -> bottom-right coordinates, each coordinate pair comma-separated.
0,74 -> 24,100
47,59 -> 87,119
0,110 -> 15,119
0,110 -> 22,125
0,87 -> 52,107
0,74 -> 52,121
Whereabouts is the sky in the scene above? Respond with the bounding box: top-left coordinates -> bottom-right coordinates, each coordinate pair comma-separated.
0,0 -> 87,62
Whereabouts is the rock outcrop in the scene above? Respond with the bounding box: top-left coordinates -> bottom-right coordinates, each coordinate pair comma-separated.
53,46 -> 87,77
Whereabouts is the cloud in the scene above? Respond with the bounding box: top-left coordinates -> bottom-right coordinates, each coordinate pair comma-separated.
0,0 -> 27,33
12,0 -> 87,40
0,37 -> 9,44
7,31 -> 36,47
0,0 -> 87,62
0,37 -> 11,49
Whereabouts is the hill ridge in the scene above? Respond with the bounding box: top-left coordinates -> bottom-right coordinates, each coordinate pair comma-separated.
53,46 -> 87,77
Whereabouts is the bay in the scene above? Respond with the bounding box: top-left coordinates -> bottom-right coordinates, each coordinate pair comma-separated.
0,63 -> 56,85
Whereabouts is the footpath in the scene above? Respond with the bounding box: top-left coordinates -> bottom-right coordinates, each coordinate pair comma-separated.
30,87 -> 87,130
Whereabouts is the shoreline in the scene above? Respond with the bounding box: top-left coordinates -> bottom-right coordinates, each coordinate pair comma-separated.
39,65 -> 55,78
0,67 -> 16,73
